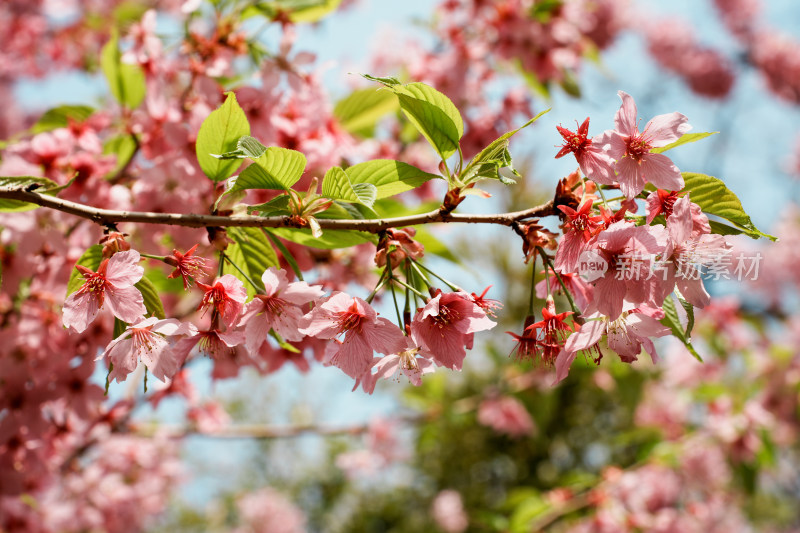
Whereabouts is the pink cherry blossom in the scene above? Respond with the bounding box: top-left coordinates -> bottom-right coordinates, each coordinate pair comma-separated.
99,317 -> 198,383
238,267 -> 324,353
555,118 -> 616,184
662,196 -> 732,308
359,335 -> 436,394
300,292 -> 406,379
411,290 -> 496,370
431,490 -> 469,533
555,306 -> 671,383
601,91 -> 692,198
585,220 -> 669,320
62,250 -> 146,333
196,274 -> 247,328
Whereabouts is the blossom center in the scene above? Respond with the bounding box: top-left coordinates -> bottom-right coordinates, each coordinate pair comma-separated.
336,302 -> 365,334
432,304 -> 461,329
624,134 -> 652,160
130,327 -> 157,353
78,272 -> 108,295
257,295 -> 287,316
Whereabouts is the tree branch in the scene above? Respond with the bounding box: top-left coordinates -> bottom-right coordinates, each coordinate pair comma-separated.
0,188 -> 557,233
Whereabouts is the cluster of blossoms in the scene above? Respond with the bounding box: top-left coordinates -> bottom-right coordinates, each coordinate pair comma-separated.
507,91 -> 732,381
62,241 -> 497,394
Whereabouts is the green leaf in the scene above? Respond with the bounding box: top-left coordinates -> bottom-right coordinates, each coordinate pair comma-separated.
101,30 -> 146,109
248,195 -> 292,216
333,88 -> 398,136
661,294 -> 702,361
223,227 -> 280,298
322,166 -> 359,202
677,295 -> 695,339
113,318 -> 127,338
708,220 -> 745,237
351,183 -> 377,208
66,245 -> 104,297
413,226 -> 461,264
0,176 -> 62,212
650,132 -> 718,154
231,147 -> 306,191
681,172 -> 776,241
364,77 -> 464,160
345,160 -> 441,199
244,0 -> 343,22
136,276 -> 165,319
196,92 -> 251,182
103,134 -> 138,179
461,110 -> 550,186
271,227 -> 375,249
211,135 -> 267,160
31,105 -> 94,134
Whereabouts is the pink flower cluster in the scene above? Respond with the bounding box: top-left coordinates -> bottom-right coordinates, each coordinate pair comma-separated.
545,93 -> 732,381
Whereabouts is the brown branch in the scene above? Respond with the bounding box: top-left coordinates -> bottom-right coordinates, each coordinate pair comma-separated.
0,188 -> 557,233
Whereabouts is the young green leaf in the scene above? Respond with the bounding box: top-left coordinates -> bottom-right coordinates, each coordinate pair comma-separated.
136,276 -> 166,319
322,166 -> 359,203
650,132 -> 718,154
0,176 -> 63,212
345,159 -> 441,199
271,227 -> 376,249
333,87 -> 398,136
231,147 -> 306,191
196,92 -> 251,182
681,172 -> 776,241
32,105 -> 94,134
364,76 -> 464,160
661,294 -> 703,362
101,30 -> 146,109
223,227 -> 280,299
460,110 -> 550,186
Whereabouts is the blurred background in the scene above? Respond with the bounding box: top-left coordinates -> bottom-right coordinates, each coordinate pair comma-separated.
2,0 -> 800,531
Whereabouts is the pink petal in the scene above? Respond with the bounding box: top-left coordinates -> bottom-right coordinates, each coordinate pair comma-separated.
363,318 -> 406,355
677,277 -> 711,308
615,157 -> 647,199
667,196 -> 694,245
643,112 -> 691,147
62,291 -> 102,333
104,250 -> 144,287
281,281 -> 325,306
105,285 -> 146,324
331,332 -> 373,378
260,267 -> 287,297
640,153 -> 684,191
244,312 -> 272,354
614,91 -> 639,136
592,276 -> 626,320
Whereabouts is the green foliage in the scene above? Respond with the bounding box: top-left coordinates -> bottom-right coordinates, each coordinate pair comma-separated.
270,227 -> 376,249
650,132 -> 718,154
31,105 -> 94,134
345,159 -> 441,199
0,176 -> 63,212
460,110 -> 550,186
223,227 -> 280,299
137,276 -> 166,319
364,76 -> 464,160
333,87 -> 399,136
101,30 -> 146,109
660,293 -> 702,361
231,147 -> 307,191
196,93 -> 251,182
682,172 -> 776,241
242,0 -> 343,23
103,134 -> 138,178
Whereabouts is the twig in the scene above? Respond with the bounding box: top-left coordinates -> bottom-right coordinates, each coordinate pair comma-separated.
0,188 -> 557,232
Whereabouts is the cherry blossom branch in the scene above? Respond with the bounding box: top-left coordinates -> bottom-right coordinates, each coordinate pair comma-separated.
0,188 -> 558,232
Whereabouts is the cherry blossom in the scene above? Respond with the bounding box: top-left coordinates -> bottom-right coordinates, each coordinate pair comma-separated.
237,267 -> 324,352
555,118 -> 616,183
100,317 -> 198,383
300,292 -> 406,379
196,274 -> 247,328
601,91 -> 692,198
555,305 -> 672,382
62,250 -> 146,333
411,290 -> 496,370
165,244 -> 209,290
